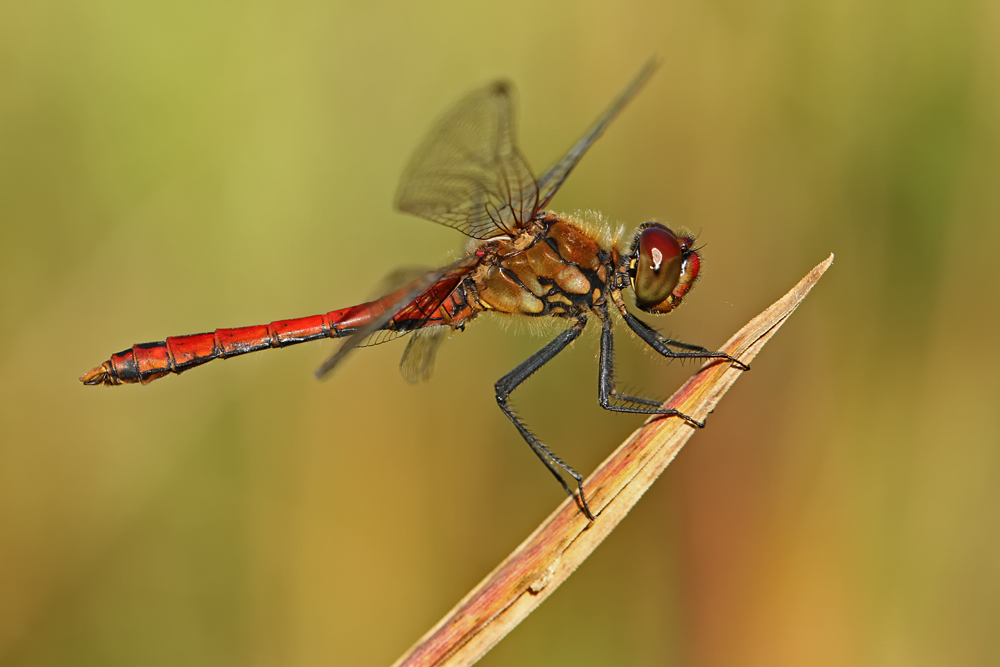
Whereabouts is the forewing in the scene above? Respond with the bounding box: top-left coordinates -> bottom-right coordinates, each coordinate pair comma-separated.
536,59 -> 659,209
399,327 -> 448,383
314,255 -> 478,379
395,82 -> 539,239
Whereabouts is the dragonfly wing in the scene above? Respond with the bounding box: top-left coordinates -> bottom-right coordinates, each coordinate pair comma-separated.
331,268 -> 439,350
536,59 -> 659,209
370,266 -> 433,298
356,329 -> 410,348
396,82 -> 539,239
314,255 -> 478,379
399,327 -> 448,383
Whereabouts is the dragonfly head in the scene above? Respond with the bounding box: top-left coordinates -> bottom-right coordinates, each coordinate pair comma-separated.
625,222 -> 701,315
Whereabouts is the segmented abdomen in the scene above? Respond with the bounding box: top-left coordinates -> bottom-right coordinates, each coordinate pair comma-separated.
82,304 -> 376,386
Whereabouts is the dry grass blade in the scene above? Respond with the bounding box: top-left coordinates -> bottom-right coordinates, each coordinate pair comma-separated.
390,254 -> 834,667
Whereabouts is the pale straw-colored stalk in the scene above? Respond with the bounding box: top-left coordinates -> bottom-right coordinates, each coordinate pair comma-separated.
391,254 -> 834,667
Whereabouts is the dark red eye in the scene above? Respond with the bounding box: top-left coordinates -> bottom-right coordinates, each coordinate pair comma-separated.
630,224 -> 682,310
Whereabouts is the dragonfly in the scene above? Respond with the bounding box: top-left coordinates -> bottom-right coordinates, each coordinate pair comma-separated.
82,61 -> 744,520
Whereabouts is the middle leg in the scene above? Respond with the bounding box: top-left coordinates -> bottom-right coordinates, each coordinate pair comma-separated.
598,316 -> 706,427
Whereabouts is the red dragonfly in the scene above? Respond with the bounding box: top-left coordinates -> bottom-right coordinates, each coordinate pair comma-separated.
82,62 -> 743,519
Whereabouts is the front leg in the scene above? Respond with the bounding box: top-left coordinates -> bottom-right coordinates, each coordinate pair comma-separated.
598,316 -> 706,428
495,317 -> 595,520
619,307 -> 749,371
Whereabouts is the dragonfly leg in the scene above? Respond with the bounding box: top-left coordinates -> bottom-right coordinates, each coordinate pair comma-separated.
619,307 -> 750,371
495,317 -> 596,520
598,317 -> 707,428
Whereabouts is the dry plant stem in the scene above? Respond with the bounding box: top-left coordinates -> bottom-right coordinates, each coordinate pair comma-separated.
390,254 -> 834,667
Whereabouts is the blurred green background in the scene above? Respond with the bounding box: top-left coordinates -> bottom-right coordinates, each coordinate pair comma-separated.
2,0 -> 998,665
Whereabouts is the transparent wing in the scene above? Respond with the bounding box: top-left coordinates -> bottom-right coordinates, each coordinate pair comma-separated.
369,266 -> 433,300
346,267 -> 438,350
348,324 -> 448,382
356,329 -> 410,348
399,327 -> 448,383
314,255 -> 478,379
395,82 -> 539,240
536,59 -> 659,209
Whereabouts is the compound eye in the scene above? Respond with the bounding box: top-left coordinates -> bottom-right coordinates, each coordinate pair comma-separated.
631,225 -> 683,309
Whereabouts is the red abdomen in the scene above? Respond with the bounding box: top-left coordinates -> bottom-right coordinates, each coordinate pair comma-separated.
81,266 -> 478,387
81,303 -> 383,386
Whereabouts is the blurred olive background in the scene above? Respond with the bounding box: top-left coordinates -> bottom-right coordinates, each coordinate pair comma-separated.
2,0 -> 998,665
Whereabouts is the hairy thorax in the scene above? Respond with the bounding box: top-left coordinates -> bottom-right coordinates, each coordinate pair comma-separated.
469,213 -> 616,320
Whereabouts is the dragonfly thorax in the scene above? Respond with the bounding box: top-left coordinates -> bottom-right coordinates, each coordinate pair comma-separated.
468,214 -> 612,320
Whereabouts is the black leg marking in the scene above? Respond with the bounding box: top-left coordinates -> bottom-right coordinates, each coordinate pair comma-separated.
598,317 -> 706,428
620,308 -> 750,371
495,317 -> 596,520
